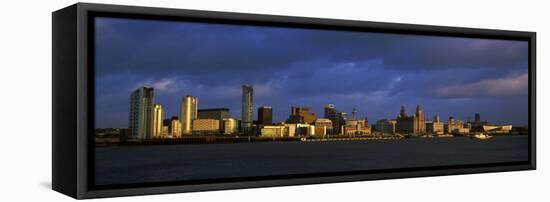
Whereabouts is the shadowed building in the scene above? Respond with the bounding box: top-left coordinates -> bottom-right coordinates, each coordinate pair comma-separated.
129,87 -> 155,139
376,119 -> 397,134
257,106 -> 273,125
470,113 -> 489,131
324,104 -> 346,135
241,85 -> 254,134
180,95 -> 198,135
198,108 -> 229,132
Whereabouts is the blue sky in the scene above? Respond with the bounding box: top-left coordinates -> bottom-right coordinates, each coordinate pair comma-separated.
94,17 -> 529,128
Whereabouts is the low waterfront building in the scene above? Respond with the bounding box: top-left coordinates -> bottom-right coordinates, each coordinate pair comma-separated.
260,125 -> 286,137
445,116 -> 469,134
426,115 -> 444,135
170,118 -> 182,137
296,123 -> 315,136
222,118 -> 238,135
314,118 -> 333,136
283,124 -> 297,137
314,127 -> 327,136
198,108 -> 229,133
192,119 -> 220,134
483,125 -> 512,134
342,119 -> 371,135
161,126 -> 169,137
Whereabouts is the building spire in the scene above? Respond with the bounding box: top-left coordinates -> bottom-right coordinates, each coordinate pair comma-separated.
399,105 -> 406,118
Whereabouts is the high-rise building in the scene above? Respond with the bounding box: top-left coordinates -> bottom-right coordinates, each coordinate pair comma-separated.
324,104 -> 346,135
129,87 -> 155,139
257,106 -> 273,125
180,95 -> 198,135
152,104 -> 163,138
198,108 -> 230,132
241,85 -> 254,133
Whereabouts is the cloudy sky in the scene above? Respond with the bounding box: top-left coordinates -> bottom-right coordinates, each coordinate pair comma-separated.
94,17 -> 529,128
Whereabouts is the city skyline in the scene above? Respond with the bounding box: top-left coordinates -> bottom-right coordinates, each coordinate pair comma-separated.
95,17 -> 529,128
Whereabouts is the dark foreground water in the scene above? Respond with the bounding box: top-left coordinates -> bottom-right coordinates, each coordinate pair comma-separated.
95,135 -> 528,186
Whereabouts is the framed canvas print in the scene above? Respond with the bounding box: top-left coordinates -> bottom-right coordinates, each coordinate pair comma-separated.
52,3 -> 536,199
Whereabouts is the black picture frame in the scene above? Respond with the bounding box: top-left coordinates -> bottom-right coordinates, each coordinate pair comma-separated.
52,2 -> 536,199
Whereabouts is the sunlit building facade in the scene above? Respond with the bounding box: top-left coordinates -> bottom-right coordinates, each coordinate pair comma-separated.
445,116 -> 469,134
314,118 -> 333,136
170,118 -> 182,137
342,119 -> 371,135
426,115 -> 444,135
287,106 -> 317,124
192,119 -> 220,133
223,118 -> 238,135
152,104 -> 163,138
198,108 -> 230,132
180,95 -> 198,135
260,125 -> 286,137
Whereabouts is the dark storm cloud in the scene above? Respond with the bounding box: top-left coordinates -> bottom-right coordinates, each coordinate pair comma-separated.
95,17 -> 527,79
94,17 -> 529,128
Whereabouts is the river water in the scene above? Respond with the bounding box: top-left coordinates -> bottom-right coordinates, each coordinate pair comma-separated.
95,135 -> 528,185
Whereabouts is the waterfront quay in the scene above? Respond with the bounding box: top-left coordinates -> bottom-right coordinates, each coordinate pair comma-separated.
94,132 -> 526,147
96,135 -> 399,147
